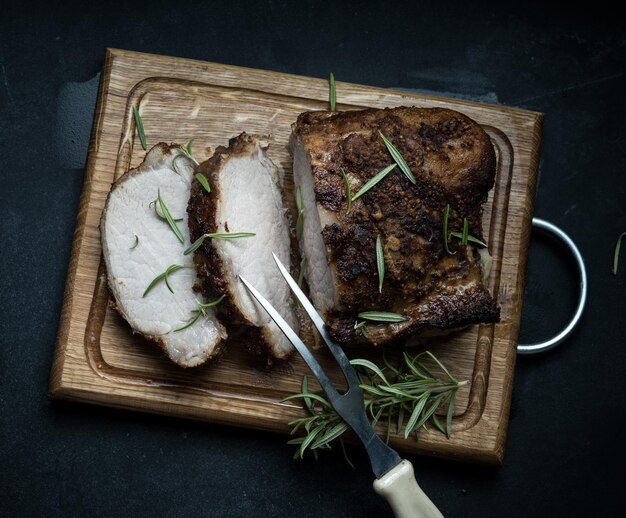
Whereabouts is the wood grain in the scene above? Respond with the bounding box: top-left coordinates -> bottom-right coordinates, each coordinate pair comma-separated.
49,48 -> 542,465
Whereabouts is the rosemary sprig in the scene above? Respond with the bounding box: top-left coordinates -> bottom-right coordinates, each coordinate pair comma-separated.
295,187 -> 304,240
284,350 -> 467,459
174,295 -> 225,332
378,131 -> 416,184
195,172 -> 211,193
444,206 -> 487,251
329,72 -> 336,111
156,189 -> 185,243
339,167 -> 352,213
443,204 -> 453,254
613,232 -> 626,275
132,106 -> 147,150
177,139 -> 200,165
376,235 -> 384,293
143,264 -> 188,297
129,235 -> 139,250
184,232 -> 256,255
351,163 -> 397,202
357,311 -> 408,323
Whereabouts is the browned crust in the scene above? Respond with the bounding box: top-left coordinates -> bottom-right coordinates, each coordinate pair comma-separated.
293,107 -> 500,345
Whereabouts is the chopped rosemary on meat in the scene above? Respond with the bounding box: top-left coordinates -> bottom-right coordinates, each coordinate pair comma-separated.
357,311 -> 408,323
443,204 -> 454,254
174,295 -> 226,332
378,131 -> 416,184
444,206 -> 487,251
195,172 -> 211,193
157,189 -> 185,243
351,163 -> 397,202
613,232 -> 626,275
149,200 -> 183,222
283,350 -> 467,460
132,106 -> 147,150
143,264 -> 188,297
177,139 -> 200,165
184,232 -> 256,255
329,72 -> 336,111
354,320 -> 370,339
376,235 -> 385,293
339,167 -> 352,213
295,186 -> 304,240
129,235 -> 139,250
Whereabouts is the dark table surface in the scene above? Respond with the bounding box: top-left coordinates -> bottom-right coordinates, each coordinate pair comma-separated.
1,2 -> 624,517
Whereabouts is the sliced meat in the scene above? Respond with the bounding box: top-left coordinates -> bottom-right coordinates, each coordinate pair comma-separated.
290,107 -> 500,346
101,143 -> 227,367
188,133 -> 296,361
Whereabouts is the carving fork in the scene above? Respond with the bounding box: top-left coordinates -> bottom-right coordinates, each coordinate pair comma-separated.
239,253 -> 444,518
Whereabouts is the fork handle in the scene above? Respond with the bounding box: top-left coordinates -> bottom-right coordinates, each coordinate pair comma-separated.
373,459 -> 444,518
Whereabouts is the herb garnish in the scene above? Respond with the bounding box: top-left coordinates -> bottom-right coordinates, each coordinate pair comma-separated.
329,72 -> 336,111
143,264 -> 188,297
613,232 -> 626,275
351,163 -> 397,202
357,311 -> 408,323
376,235 -> 385,293
378,131 -> 416,184
443,205 -> 487,253
339,167 -> 352,213
157,189 -> 185,243
132,106 -> 147,150
195,172 -> 211,193
177,140 -> 200,166
297,257 -> 307,288
174,295 -> 226,332
184,232 -> 256,255
354,320 -> 370,339
129,235 -> 139,250
283,350 -> 467,460
295,187 -> 304,240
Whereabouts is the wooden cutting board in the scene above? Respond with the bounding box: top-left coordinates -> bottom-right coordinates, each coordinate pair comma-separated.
49,48 -> 542,465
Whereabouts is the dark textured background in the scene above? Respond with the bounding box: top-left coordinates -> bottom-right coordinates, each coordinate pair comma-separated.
1,2 -> 624,517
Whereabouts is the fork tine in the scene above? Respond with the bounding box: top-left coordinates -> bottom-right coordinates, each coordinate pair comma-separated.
271,252 -> 360,389
238,275 -> 339,400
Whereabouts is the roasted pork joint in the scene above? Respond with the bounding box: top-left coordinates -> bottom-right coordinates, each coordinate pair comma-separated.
188,133 -> 297,362
290,107 -> 500,346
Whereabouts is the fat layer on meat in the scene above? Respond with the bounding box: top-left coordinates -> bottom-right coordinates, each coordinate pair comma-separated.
188,133 -> 296,361
101,143 -> 227,367
290,107 -> 500,345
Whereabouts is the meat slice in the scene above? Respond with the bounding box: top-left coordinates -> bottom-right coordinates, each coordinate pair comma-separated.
101,143 -> 227,367
290,107 -> 500,346
188,133 -> 296,361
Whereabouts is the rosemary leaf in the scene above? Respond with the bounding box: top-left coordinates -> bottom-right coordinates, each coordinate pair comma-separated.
132,106 -> 147,150
353,320 -> 370,339
351,163 -> 397,202
329,72 -> 336,111
612,232 -> 626,275
350,358 -> 390,385
178,139 -> 199,165
149,199 -> 182,222
174,310 -> 202,332
295,187 -> 304,240
376,234 -> 385,293
461,218 -> 469,245
404,392 -> 430,438
129,235 -> 139,250
157,189 -> 184,243
197,294 -> 226,310
378,131 -> 416,184
184,232 -> 255,255
195,172 -> 211,193
339,167 -> 352,213
143,264 -> 187,297
443,204 -> 453,254
357,311 -> 408,323
450,231 -> 487,248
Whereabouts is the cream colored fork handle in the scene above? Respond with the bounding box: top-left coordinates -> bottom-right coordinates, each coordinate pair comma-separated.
373,460 -> 444,518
